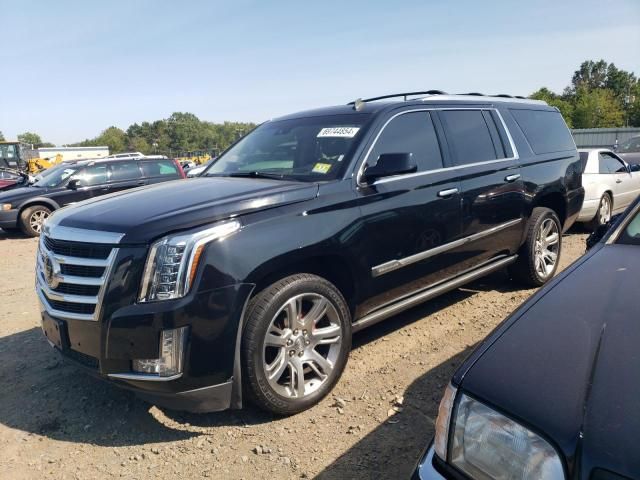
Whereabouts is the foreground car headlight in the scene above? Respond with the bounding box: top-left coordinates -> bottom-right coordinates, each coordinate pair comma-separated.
138,220 -> 240,302
133,327 -> 188,377
1,203 -> 13,211
449,393 -> 564,479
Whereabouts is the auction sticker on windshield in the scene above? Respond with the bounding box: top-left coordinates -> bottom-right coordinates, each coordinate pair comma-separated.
317,127 -> 360,138
312,163 -> 332,174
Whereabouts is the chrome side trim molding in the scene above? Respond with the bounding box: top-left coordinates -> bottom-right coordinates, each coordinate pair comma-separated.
43,223 -> 125,244
354,255 -> 518,333
108,372 -> 183,382
372,218 -> 522,277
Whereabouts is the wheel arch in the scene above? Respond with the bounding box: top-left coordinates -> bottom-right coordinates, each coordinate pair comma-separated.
246,252 -> 359,318
18,198 -> 59,217
531,190 -> 566,229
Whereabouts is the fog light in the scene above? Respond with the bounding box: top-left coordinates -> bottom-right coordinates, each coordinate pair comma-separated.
133,327 -> 188,377
1,204 -> 12,211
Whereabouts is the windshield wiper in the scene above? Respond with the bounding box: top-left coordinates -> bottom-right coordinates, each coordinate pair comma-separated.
211,171 -> 291,181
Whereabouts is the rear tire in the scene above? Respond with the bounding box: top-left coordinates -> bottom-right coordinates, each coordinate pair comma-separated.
19,205 -> 51,237
510,207 -> 562,287
586,193 -> 612,231
242,274 -> 352,415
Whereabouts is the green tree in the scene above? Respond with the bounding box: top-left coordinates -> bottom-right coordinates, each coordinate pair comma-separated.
530,87 -> 575,127
128,136 -> 151,154
569,59 -> 609,93
572,88 -> 625,128
17,132 -> 43,147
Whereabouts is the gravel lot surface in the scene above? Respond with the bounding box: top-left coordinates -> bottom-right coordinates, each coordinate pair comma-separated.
0,229 -> 587,479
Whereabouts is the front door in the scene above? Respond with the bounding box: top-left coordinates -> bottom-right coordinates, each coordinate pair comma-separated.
355,110 -> 463,318
49,164 -> 110,207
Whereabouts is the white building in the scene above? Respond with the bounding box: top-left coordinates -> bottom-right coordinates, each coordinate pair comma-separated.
36,146 -> 110,161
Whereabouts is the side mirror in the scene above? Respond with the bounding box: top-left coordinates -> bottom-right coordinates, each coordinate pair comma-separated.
586,214 -> 621,250
629,163 -> 640,173
67,178 -> 82,190
362,153 -> 417,183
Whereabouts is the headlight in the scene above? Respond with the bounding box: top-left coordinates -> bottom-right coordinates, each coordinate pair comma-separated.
138,220 -> 240,302
1,203 -> 12,211
449,393 -> 564,480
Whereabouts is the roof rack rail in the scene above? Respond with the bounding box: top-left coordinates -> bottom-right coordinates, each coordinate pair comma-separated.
348,90 -> 448,104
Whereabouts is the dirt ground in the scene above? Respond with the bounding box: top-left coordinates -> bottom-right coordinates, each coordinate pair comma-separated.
0,228 -> 587,480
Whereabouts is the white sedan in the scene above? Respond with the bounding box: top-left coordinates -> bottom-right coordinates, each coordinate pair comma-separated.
577,148 -> 640,229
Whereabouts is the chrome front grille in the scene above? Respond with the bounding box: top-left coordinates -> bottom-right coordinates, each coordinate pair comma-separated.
36,233 -> 119,322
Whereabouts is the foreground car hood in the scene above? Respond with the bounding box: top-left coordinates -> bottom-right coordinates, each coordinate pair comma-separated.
0,185 -> 46,202
461,244 -> 640,478
50,177 -> 319,243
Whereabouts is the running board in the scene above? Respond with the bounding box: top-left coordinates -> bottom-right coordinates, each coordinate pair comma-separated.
352,255 -> 518,333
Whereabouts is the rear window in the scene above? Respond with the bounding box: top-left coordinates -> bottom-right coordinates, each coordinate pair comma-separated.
141,160 -> 179,177
510,109 -> 574,154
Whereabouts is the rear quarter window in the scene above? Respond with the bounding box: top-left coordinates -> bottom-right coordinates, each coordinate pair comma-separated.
141,160 -> 179,177
510,109 -> 575,154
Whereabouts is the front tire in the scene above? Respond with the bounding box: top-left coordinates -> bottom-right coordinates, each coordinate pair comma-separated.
511,207 -> 562,287
586,193 -> 612,231
19,205 -> 51,237
242,274 -> 352,415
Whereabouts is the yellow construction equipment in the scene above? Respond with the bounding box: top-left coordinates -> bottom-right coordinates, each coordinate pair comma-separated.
174,149 -> 216,166
0,141 -> 65,174
26,153 -> 64,174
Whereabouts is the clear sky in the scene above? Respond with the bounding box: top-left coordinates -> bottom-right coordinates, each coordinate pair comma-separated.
2,0 -> 639,144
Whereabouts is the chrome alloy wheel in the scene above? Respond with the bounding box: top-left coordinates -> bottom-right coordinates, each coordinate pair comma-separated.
599,196 -> 611,225
262,293 -> 343,399
30,210 -> 50,233
534,218 -> 559,279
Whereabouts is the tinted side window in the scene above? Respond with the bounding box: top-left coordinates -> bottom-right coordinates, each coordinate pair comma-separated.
510,109 -> 574,154
77,165 -> 108,186
110,161 -> 141,181
369,111 -> 443,172
141,160 -> 179,177
599,153 -> 627,173
440,110 -> 498,165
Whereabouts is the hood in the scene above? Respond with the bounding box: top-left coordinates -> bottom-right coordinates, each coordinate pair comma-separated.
0,185 -> 47,203
460,244 -> 640,478
49,177 -> 319,244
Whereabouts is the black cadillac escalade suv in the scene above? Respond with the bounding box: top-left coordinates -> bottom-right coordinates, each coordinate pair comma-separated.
36,92 -> 583,414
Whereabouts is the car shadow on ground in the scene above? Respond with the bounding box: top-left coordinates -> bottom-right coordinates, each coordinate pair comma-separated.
317,347 -> 474,479
0,280 -> 490,449
0,227 -> 28,240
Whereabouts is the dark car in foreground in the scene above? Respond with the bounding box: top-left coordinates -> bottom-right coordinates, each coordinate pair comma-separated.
0,156 -> 185,236
35,92 -> 583,415
414,198 -> 640,479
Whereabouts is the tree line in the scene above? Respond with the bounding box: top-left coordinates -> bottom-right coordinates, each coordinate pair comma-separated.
2,59 -> 638,154
531,59 -> 639,128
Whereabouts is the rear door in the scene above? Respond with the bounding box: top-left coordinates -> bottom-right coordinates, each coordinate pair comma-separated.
355,110 -> 463,317
436,108 -> 524,271
140,159 -> 182,185
108,160 -> 144,193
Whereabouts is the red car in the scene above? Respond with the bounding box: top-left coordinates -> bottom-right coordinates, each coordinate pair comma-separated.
0,170 -> 29,192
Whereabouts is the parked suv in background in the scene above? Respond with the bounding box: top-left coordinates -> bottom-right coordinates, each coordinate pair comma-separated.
0,156 -> 185,236
35,91 -> 583,414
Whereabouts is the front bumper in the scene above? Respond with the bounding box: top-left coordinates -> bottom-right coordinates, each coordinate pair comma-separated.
412,442 -> 447,480
38,281 -> 254,412
0,208 -> 18,229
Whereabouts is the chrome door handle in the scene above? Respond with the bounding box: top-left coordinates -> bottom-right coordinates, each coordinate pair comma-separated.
438,188 -> 459,198
616,179 -> 623,183
505,174 -> 521,182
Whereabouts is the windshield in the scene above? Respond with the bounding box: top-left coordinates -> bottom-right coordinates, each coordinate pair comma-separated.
33,166 -> 80,187
204,114 -> 371,181
618,207 -> 640,246
618,137 -> 640,153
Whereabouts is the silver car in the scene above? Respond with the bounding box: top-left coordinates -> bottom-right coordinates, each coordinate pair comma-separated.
577,148 -> 640,230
